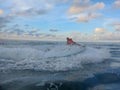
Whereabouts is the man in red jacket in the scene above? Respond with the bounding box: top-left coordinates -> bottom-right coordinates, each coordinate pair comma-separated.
66,37 -> 75,45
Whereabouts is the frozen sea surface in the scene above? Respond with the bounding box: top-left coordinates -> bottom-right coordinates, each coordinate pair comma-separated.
0,39 -> 120,90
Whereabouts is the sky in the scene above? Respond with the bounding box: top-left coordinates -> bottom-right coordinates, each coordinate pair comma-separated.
0,0 -> 120,42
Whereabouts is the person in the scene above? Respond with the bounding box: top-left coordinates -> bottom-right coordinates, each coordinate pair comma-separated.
66,37 -> 83,46
66,37 -> 75,45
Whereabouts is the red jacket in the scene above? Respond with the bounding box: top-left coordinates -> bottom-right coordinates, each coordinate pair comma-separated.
67,39 -> 75,44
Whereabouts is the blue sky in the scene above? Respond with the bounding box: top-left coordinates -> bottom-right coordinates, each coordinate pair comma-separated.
0,0 -> 120,41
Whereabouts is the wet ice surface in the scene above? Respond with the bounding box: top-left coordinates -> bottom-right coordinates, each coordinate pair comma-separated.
0,39 -> 120,90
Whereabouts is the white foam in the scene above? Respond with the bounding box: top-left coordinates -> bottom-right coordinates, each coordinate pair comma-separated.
110,62 -> 120,68
44,45 -> 84,58
0,44 -> 110,71
0,47 -> 45,60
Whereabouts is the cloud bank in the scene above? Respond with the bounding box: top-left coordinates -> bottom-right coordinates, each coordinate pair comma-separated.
67,0 -> 105,23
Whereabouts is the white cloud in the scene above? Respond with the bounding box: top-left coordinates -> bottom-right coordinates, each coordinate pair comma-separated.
113,0 -> 120,9
102,19 -> 120,31
69,13 -> 103,23
92,31 -> 120,42
49,29 -> 59,32
76,15 -> 89,22
67,31 -> 90,41
67,0 -> 105,23
9,0 -> 51,17
0,9 -> 3,15
100,32 -> 120,41
111,21 -> 120,31
1,28 -> 120,42
0,0 -> 68,17
115,25 -> 120,31
94,28 -> 106,34
68,0 -> 105,14
69,31 -> 81,38
89,2 -> 105,11
68,0 -> 90,14
0,16 -> 13,28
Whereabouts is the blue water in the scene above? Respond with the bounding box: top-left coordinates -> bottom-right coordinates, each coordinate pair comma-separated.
0,39 -> 120,90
